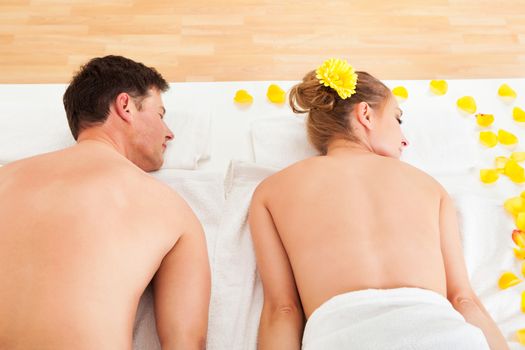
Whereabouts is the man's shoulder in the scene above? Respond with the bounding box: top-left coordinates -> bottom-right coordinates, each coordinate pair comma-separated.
138,172 -> 186,203
0,149 -> 70,184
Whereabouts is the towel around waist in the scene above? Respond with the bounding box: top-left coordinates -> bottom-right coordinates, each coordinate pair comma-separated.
302,287 -> 489,350
308,287 -> 450,321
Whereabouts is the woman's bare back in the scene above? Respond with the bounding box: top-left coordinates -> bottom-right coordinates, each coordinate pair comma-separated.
259,152 -> 447,318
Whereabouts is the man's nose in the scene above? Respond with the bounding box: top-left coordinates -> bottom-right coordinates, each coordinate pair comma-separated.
165,127 -> 174,141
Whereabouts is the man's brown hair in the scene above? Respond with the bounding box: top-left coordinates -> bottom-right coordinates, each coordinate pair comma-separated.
63,55 -> 169,140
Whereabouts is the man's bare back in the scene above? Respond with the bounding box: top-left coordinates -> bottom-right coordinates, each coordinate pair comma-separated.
0,56 -> 210,349
255,150 -> 446,318
0,142 -> 198,349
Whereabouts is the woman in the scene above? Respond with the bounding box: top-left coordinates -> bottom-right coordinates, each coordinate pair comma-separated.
248,58 -> 507,349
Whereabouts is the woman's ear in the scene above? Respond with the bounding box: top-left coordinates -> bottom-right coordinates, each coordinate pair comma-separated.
114,92 -> 133,123
354,101 -> 373,131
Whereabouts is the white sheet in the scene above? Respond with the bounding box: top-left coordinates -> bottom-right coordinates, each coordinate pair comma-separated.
3,79 -> 525,348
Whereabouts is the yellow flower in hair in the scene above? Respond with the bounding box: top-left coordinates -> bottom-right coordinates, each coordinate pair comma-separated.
316,58 -> 358,99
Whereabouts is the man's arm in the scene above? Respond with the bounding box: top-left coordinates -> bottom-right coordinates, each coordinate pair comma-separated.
439,191 -> 508,350
248,185 -> 305,350
153,204 -> 211,350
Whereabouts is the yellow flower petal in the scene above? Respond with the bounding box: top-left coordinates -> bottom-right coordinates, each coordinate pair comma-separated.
476,113 -> 494,127
514,107 -> 525,122
498,83 -> 517,99
505,160 -> 525,183
513,175 -> 525,184
479,131 -> 498,148
498,272 -> 522,289
517,213 -> 525,231
505,197 -> 525,216
505,160 -> 523,177
511,152 -> 525,162
517,328 -> 525,344
429,80 -> 448,95
514,248 -> 525,260
457,96 -> 477,114
513,230 -> 525,248
498,129 -> 518,146
266,84 -> 286,104
495,156 -> 509,170
233,89 -> 253,104
392,86 -> 408,100
479,169 -> 499,184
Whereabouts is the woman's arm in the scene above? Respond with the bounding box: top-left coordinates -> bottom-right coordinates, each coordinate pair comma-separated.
439,191 -> 508,350
249,185 -> 305,350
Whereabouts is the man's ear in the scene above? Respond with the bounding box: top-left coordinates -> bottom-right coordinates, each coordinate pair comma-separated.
354,101 -> 373,131
114,92 -> 133,123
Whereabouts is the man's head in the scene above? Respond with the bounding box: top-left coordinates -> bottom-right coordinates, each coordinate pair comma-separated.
64,55 -> 169,140
63,55 -> 174,171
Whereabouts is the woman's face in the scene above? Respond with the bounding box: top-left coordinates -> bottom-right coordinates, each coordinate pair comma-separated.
368,94 -> 409,159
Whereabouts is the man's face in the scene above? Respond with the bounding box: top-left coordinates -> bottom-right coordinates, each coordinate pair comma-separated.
130,88 -> 173,171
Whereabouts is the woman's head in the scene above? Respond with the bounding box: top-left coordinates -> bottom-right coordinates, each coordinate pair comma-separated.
289,59 -> 408,158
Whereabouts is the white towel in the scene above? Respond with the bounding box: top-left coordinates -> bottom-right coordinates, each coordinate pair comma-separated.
132,169 -> 225,350
302,288 -> 489,350
206,161 -> 277,350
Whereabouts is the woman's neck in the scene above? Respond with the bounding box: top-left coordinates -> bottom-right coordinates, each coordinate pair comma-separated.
326,138 -> 373,156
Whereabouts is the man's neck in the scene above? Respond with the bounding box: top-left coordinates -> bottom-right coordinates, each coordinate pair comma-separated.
76,130 -> 128,158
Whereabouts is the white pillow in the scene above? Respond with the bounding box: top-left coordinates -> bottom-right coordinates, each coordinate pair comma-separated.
249,110 -> 478,175
0,84 -> 76,163
161,108 -> 212,169
399,103 -> 480,175
250,115 -> 318,169
0,84 -> 211,170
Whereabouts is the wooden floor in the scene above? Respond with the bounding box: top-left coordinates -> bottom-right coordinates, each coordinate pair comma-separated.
2,0 -> 525,83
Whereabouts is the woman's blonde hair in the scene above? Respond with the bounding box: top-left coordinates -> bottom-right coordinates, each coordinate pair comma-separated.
289,70 -> 390,155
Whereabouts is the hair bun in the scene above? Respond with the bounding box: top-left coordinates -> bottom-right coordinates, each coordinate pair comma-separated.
289,70 -> 337,114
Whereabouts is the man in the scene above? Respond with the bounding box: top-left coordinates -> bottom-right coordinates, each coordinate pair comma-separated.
0,55 -> 210,349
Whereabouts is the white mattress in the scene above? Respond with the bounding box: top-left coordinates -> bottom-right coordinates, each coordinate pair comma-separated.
2,78 -> 525,348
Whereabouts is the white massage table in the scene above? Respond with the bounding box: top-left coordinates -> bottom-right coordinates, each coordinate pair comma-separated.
1,78 -> 525,348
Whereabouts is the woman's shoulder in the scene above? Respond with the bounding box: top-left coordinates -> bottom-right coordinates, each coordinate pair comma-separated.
392,157 -> 446,193
253,156 -> 326,195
